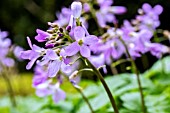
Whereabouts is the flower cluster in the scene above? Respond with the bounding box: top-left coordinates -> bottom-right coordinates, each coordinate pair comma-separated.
0,30 -> 23,72
96,0 -> 126,27
89,3 -> 169,67
21,1 -> 170,104
21,1 -> 99,103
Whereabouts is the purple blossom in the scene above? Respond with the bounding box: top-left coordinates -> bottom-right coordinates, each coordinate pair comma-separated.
20,37 -> 45,70
35,29 -> 50,42
35,80 -> 66,103
60,56 -> 80,75
2,58 -> 15,67
13,46 -> 24,60
33,65 -> 48,87
67,2 -> 88,30
0,30 -> 8,39
135,3 -> 163,30
101,38 -> 125,64
65,26 -> 98,58
97,0 -> 113,7
96,1 -> 126,27
55,7 -> 72,27
83,3 -> 90,12
35,80 -> 52,97
38,49 -> 62,77
145,42 -> 169,58
52,86 -> 66,103
88,54 -> 107,73
0,30 -> 11,58
0,30 -> 15,68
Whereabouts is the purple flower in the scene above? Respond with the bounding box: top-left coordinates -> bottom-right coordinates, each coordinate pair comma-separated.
135,3 -> 163,30
65,26 -> 98,58
102,39 -> 124,64
0,30 -> 16,68
55,7 -> 72,27
142,3 -> 163,15
0,30 -> 11,58
35,29 -> 50,42
96,1 -> 126,27
83,3 -> 90,12
2,58 -> 15,67
61,57 -> 79,75
0,35 -> 11,48
0,30 -> 8,39
35,81 -> 66,103
13,46 -> 24,60
109,6 -> 127,14
20,37 -> 45,70
35,80 -> 53,97
66,2 -> 89,31
88,54 -> 107,73
33,64 -> 48,87
145,42 -> 169,58
97,0 -> 113,7
38,49 -> 63,77
51,84 -> 66,103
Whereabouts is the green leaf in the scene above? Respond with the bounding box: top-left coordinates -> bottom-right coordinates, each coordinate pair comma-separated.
120,92 -> 141,112
77,92 -> 110,113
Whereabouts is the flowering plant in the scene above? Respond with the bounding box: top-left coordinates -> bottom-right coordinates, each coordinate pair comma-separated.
0,30 -> 24,107
21,1 -> 170,113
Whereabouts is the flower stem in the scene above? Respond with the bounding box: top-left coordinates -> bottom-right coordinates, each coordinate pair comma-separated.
61,72 -> 94,113
75,87 -> 95,113
1,73 -> 16,107
119,37 -> 147,113
84,58 -> 119,113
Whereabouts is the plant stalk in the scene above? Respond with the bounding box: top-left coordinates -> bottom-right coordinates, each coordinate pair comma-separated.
119,37 -> 147,113
85,58 -> 119,113
75,87 -> 95,113
1,73 -> 16,107
61,72 -> 95,113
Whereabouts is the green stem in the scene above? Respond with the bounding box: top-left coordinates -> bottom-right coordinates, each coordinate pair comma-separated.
61,72 -> 94,113
84,58 -> 119,113
160,56 -> 165,75
75,87 -> 95,113
1,73 -> 16,107
111,59 -> 131,68
119,37 -> 147,113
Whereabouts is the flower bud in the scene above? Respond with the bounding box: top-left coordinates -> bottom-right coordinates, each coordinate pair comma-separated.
66,26 -> 71,32
71,2 -> 82,18
45,43 -> 54,48
69,70 -> 79,80
58,33 -> 63,37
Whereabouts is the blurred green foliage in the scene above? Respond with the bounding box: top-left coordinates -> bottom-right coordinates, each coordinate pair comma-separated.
0,74 -> 34,96
0,56 -> 170,113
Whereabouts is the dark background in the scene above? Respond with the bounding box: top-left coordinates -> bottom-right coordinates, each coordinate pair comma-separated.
0,0 -> 170,73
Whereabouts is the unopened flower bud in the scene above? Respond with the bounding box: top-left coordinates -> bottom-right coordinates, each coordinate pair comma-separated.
48,22 -> 59,28
69,70 -> 79,80
45,43 -> 55,48
66,26 -> 71,32
58,33 -> 63,37
163,30 -> 170,39
59,28 -> 63,33
47,29 -> 54,34
71,2 -> 82,18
